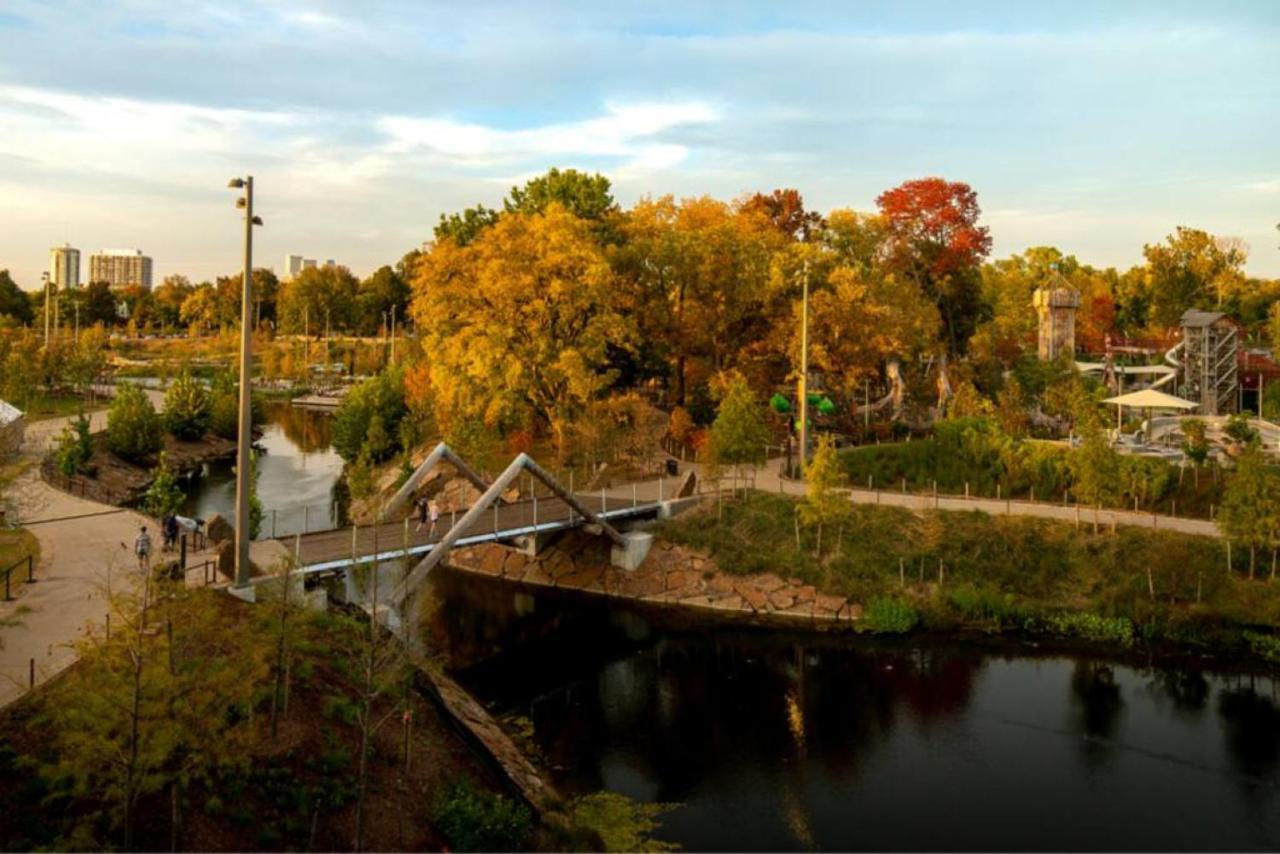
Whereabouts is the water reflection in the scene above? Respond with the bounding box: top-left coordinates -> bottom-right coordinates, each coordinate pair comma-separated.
180,402 -> 346,536
449,576 -> 1280,850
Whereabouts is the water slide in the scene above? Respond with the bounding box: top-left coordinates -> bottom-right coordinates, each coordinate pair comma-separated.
1075,340 -> 1183,391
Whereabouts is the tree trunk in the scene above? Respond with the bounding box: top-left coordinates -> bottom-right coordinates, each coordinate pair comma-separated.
1250,545 -> 1257,579
815,522 -> 822,558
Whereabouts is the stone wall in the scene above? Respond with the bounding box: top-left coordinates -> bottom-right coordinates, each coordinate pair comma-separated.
447,530 -> 862,626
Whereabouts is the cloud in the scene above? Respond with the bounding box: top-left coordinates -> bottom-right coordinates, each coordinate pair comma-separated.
377,101 -> 718,173
1250,179 -> 1280,193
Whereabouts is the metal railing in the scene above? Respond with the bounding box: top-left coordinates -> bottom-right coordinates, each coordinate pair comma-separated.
265,501 -> 344,539
2,554 -> 35,601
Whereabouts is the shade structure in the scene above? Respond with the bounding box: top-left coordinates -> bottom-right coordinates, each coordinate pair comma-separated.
1102,389 -> 1198,410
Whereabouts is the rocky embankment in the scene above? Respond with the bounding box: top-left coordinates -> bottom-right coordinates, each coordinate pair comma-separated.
42,432 -> 237,507
447,526 -> 862,626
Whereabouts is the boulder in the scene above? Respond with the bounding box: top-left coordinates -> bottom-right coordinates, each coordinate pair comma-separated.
206,513 -> 235,545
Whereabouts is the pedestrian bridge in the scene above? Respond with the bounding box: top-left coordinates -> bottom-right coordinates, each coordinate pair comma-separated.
269,443 -> 677,618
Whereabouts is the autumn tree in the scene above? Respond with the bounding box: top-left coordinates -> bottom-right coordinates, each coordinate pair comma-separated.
1143,227 -> 1247,327
276,264 -> 359,335
1181,417 -> 1210,485
709,371 -> 769,491
411,203 -> 631,452
613,195 -> 780,406
435,204 -> 500,246
740,188 -> 825,242
801,433 -> 848,556
876,178 -> 993,363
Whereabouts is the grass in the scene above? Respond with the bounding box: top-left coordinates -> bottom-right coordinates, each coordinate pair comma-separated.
656,490 -> 1280,652
839,425 -> 1226,519
0,528 -> 38,596
17,391 -> 107,422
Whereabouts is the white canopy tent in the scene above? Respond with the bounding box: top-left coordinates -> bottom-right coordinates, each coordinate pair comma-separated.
1102,389 -> 1198,437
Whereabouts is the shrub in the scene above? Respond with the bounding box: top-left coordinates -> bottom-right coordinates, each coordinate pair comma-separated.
163,371 -> 211,439
432,782 -> 532,852
1040,611 -> 1135,646
861,597 -> 919,634
332,369 -> 406,463
106,384 -> 163,462
569,791 -> 677,852
143,452 -> 185,518
208,371 -> 265,441
53,413 -> 93,477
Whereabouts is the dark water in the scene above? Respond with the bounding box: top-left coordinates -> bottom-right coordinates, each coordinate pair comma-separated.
179,402 -> 346,537
448,577 -> 1280,851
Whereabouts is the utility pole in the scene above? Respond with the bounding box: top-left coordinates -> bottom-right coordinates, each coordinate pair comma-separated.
390,303 -> 397,364
798,260 -> 810,476
228,176 -> 263,590
41,273 -> 51,348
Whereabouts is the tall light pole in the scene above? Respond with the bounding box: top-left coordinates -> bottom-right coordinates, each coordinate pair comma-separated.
228,176 -> 263,590
41,273 -> 51,348
798,260 -> 811,476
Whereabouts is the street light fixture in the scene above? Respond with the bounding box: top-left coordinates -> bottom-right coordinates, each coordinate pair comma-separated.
227,175 -> 263,590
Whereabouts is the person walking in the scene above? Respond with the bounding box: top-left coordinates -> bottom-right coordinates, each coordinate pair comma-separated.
414,495 -> 429,533
135,525 -> 153,573
428,501 -> 440,538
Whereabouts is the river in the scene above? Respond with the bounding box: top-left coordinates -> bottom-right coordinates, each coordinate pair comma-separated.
442,574 -> 1280,852
179,401 -> 347,538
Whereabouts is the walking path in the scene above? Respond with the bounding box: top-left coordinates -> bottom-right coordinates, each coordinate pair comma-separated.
604,458 -> 1222,539
0,390 -> 178,708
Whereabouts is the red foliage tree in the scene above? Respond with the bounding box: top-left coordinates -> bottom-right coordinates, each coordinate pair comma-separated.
740,188 -> 826,242
876,177 -> 993,354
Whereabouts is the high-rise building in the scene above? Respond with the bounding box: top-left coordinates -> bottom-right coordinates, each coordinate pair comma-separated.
49,244 -> 80,290
89,248 -> 153,290
284,254 -> 305,279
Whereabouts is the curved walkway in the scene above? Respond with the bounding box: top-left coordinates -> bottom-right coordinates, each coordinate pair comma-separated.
606,459 -> 1222,539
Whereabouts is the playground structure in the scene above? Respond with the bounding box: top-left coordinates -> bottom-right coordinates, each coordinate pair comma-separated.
1179,310 -> 1239,416
1033,275 -> 1081,360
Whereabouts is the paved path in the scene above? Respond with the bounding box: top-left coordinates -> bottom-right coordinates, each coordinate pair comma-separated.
0,387 -> 177,708
606,459 -> 1222,539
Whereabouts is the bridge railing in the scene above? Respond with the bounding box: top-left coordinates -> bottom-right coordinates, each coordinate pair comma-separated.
263,501 -> 345,539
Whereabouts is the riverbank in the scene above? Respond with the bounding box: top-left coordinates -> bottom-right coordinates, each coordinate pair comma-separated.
657,490 -> 1280,659
41,430 -> 238,507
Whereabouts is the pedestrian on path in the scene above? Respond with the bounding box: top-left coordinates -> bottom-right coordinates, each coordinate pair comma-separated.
134,525 -> 152,573
428,501 -> 439,537
414,495 -> 429,532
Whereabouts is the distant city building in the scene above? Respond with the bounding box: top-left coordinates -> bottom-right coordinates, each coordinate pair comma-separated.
49,244 -> 80,290
89,248 -> 153,290
283,254 -> 334,279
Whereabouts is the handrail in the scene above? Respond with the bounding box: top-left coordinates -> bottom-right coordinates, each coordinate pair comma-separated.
1,553 -> 35,601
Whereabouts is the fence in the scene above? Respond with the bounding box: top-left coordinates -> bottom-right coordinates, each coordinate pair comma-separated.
264,501 -> 345,539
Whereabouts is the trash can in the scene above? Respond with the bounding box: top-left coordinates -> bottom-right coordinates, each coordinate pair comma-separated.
665,458 -> 679,476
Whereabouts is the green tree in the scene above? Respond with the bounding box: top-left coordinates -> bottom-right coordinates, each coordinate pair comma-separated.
82,281 -> 120,326
1070,423 -> 1120,516
1224,412 -> 1259,446
505,167 -> 615,221
434,204 -> 500,246
53,413 -> 93,477
1219,443 -> 1280,577
143,452 -> 185,518
332,369 -> 406,463
356,265 -> 410,336
163,371 -> 211,440
248,450 -> 263,539
1181,417 -> 1210,485
800,433 -> 849,556
106,384 -> 163,462
709,371 -> 769,489
276,265 -> 359,335
0,269 -> 33,325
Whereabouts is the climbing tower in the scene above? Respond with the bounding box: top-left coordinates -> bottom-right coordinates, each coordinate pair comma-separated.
1180,310 -> 1239,415
1032,273 -> 1081,361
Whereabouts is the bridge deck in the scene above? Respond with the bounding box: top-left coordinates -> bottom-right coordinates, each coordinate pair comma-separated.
276,494 -> 656,573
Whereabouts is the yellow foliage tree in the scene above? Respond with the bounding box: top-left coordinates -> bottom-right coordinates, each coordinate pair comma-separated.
411,203 -> 634,452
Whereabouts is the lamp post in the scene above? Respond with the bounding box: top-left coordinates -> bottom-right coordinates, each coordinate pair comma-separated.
41,273 -> 51,348
798,260 -> 811,476
227,176 -> 263,589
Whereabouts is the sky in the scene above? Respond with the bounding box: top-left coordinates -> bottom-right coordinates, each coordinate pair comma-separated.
1,0 -> 1278,289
